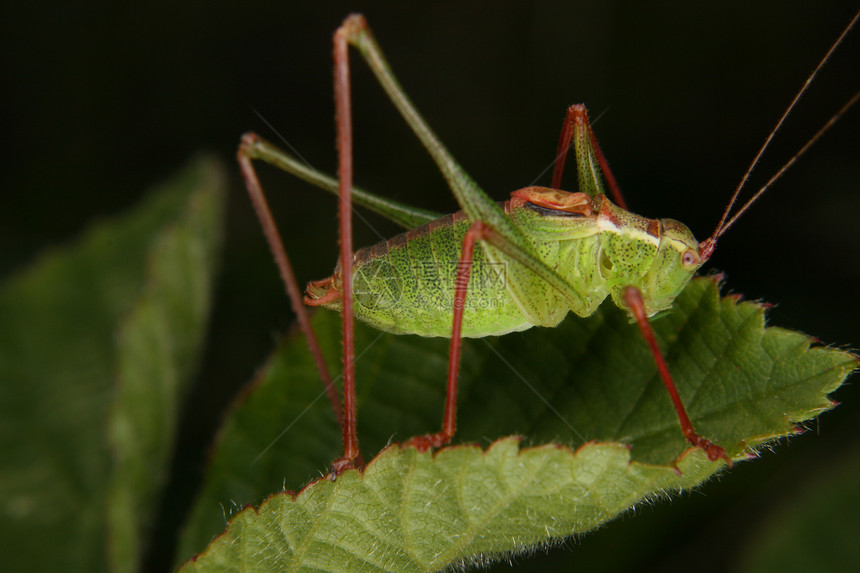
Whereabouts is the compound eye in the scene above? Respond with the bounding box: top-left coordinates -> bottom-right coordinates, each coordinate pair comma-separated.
681,249 -> 698,269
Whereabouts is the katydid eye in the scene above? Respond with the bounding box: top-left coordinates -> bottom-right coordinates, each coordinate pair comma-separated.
681,250 -> 698,268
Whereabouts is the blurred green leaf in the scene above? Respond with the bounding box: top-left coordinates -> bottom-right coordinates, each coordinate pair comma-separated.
0,157 -> 226,572
736,445 -> 860,573
178,277 -> 855,571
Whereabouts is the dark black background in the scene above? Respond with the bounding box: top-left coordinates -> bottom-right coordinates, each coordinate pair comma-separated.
3,2 -> 858,571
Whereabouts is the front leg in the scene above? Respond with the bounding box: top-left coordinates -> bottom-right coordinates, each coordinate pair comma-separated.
623,286 -> 730,465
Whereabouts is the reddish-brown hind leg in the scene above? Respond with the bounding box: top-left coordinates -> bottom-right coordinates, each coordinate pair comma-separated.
623,286 -> 731,466
237,14 -> 368,478
552,104 -> 628,209
405,221 -> 490,451
237,134 -> 343,431
326,17 -> 363,477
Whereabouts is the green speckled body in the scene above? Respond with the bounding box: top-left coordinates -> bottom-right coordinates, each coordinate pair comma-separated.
309,190 -> 701,338
351,209 -> 533,337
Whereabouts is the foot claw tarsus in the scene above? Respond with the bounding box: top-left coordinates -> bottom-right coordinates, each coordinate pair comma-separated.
403,433 -> 450,452
328,456 -> 357,480
689,434 -> 732,467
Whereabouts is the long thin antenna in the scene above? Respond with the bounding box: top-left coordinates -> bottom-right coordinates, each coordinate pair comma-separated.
717,90 -> 859,237
710,11 -> 858,243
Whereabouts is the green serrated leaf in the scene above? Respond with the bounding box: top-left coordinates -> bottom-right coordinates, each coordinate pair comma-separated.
184,440 -> 722,572
178,277 -> 855,571
0,156 -> 226,573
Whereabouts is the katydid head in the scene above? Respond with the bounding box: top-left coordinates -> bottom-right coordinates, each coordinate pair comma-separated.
640,218 -> 704,313
634,60 -> 857,314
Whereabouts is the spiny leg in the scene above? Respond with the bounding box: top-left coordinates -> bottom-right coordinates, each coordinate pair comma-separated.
329,13 -> 533,469
330,13 -> 510,470
551,104 -> 628,209
329,20 -> 361,475
237,134 -> 343,431
622,286 -> 730,465
405,221 -> 490,451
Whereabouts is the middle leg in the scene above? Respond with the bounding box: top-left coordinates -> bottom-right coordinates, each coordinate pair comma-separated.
552,104 -> 628,209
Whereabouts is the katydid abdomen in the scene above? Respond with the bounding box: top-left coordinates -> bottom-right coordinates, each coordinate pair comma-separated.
306,187 -> 702,338
308,207 -> 535,337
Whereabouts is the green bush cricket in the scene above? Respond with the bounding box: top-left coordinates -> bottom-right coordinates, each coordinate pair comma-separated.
238,13 -> 858,475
